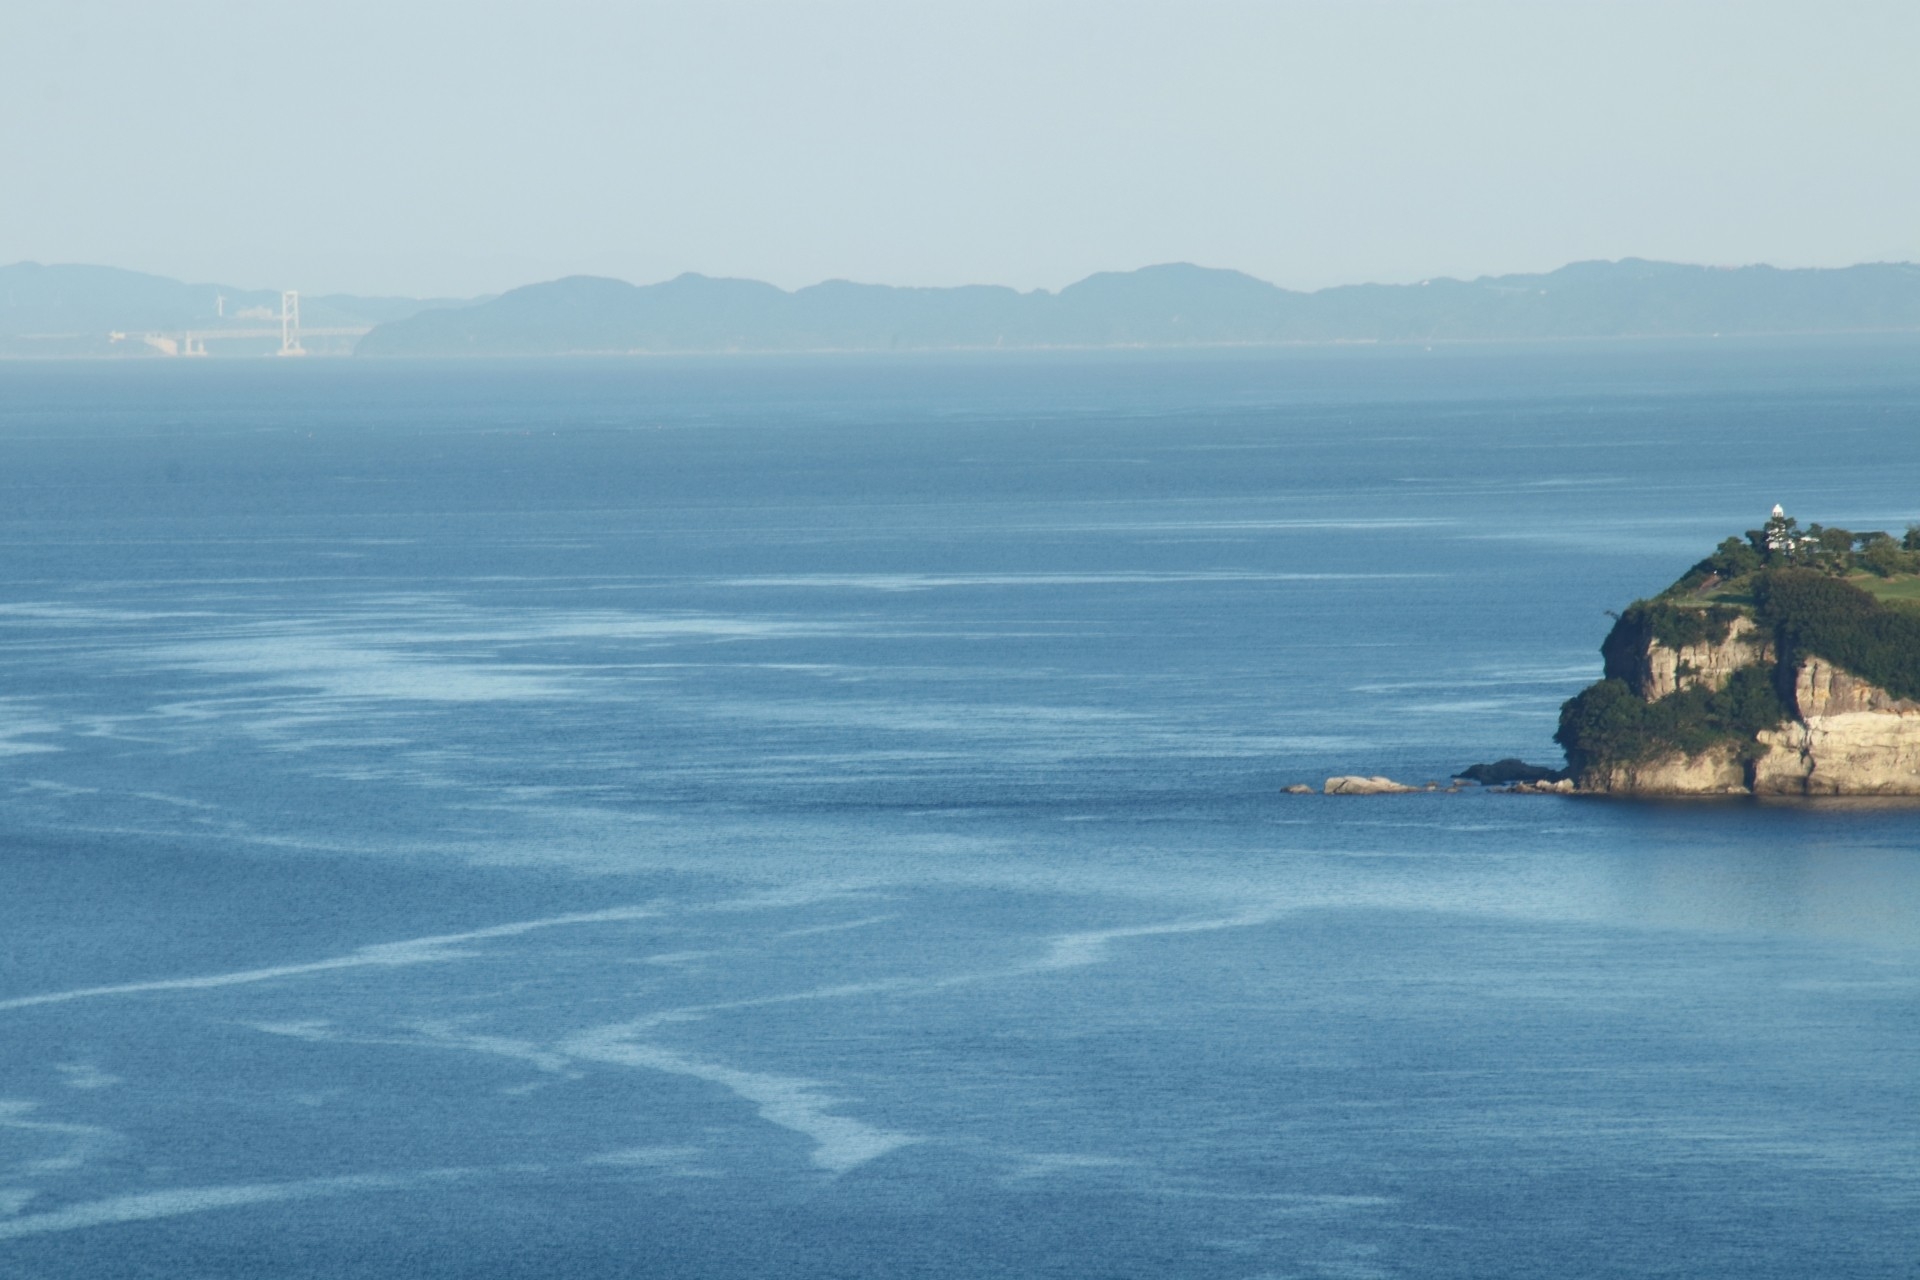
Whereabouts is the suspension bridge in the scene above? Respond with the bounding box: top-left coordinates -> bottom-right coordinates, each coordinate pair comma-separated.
117,292 -> 371,357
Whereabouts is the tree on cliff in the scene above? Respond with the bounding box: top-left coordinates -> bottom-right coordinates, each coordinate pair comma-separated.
1555,679 -> 1646,772
1556,668 -> 1785,775
1753,569 -> 1920,702
1856,532 -> 1909,577
1704,536 -> 1761,578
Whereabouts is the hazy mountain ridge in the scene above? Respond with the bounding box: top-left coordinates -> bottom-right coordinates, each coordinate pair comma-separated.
9,258 -> 1920,357
357,259 -> 1920,355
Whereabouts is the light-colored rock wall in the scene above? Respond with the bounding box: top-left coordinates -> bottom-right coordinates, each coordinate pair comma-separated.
1582,746 -> 1748,796
1638,617 -> 1773,700
1750,658 -> 1920,795
1324,775 -> 1419,795
1584,617 -> 1920,795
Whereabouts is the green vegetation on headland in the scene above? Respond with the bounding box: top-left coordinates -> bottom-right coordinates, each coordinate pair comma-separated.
1556,508 -> 1920,777
1556,667 -> 1786,770
1749,571 -> 1920,702
1668,511 -> 1920,597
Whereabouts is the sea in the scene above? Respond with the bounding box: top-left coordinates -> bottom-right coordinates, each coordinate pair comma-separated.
1,339 -> 1917,1279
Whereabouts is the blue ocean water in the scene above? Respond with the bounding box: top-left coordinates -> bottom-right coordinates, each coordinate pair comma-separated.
0,341 -> 1917,1278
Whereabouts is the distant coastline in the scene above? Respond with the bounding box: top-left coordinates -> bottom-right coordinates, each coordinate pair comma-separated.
7,258 -> 1920,360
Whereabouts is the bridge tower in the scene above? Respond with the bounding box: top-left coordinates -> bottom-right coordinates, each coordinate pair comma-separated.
279,291 -> 306,356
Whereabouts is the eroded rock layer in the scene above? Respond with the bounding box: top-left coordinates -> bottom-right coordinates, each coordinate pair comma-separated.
1636,617 -> 1773,701
1582,746 -> 1748,796
1751,658 -> 1920,795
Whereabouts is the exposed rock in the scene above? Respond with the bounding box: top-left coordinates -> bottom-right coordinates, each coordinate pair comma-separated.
1750,657 -> 1920,795
1792,654 -> 1920,717
1323,775 -> 1419,795
1573,652 -> 1920,797
1579,744 -> 1749,794
1553,531 -> 1920,798
1633,616 -> 1773,700
1503,778 -> 1578,794
1456,758 -> 1562,785
1283,784 -> 1315,795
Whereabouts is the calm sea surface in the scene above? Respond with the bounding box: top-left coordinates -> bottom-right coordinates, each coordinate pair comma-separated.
1,342 -> 1917,1278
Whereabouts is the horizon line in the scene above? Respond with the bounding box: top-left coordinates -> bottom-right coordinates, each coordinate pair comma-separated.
8,255 -> 1920,306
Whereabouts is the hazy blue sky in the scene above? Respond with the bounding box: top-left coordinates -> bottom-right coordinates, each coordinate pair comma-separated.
3,1 -> 1914,297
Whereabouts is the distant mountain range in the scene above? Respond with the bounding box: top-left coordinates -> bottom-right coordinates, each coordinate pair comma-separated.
357,260 -> 1920,355
8,258 -> 1920,358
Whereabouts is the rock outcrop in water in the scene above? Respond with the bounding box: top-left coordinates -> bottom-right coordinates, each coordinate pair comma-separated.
1556,512 -> 1920,796
1323,775 -> 1422,795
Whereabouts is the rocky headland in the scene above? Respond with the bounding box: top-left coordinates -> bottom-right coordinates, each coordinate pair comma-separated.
1305,509 -> 1920,798
1555,509 -> 1920,796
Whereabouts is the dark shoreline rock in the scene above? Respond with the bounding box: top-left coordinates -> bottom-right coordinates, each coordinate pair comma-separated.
1455,758 -> 1565,786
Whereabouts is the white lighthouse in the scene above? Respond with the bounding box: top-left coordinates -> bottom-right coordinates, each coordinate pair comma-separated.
1764,505 -> 1798,554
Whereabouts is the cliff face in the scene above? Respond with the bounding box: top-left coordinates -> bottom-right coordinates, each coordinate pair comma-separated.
1629,617 -> 1773,701
1558,545 -> 1920,797
1580,745 -> 1748,796
1751,658 -> 1920,794
1574,633 -> 1920,797
1597,610 -> 1774,702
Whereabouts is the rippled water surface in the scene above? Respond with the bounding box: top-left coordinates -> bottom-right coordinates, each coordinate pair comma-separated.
2,343 -> 1918,1278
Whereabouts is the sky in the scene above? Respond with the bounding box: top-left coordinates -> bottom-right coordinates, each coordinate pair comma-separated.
2,0 -> 1915,299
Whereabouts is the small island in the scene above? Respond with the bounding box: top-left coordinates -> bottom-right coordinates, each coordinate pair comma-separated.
1553,506 -> 1920,795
